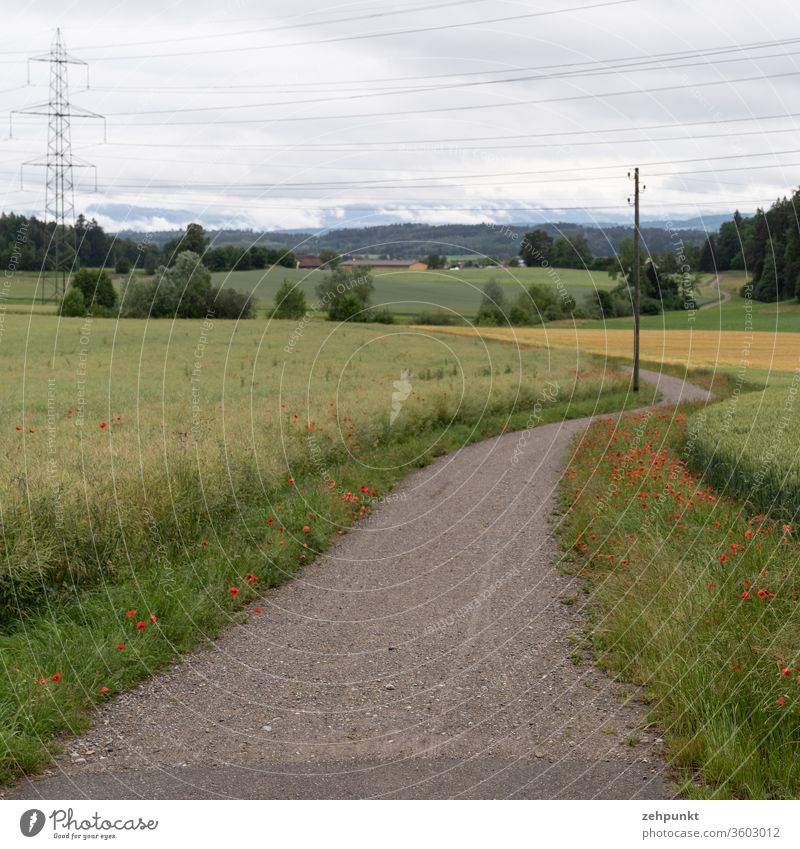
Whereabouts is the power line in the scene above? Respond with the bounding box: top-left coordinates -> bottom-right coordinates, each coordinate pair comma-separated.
19,0 -> 642,63
103,46 -> 800,116
104,69 -> 800,126
84,110 -> 800,152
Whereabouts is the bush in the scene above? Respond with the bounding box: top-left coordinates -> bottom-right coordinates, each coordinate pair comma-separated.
316,266 -> 374,321
366,307 -> 395,324
475,280 -> 508,325
115,256 -> 131,274
59,286 -> 85,317
71,268 -> 117,311
122,251 -> 253,319
273,279 -> 308,320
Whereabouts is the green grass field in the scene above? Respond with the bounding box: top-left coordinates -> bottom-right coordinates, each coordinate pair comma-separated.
209,265 -> 620,317
0,312 -> 649,785
571,271 -> 800,333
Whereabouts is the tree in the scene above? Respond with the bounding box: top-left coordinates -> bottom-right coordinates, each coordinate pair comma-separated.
115,255 -> 131,274
122,250 -> 253,319
549,234 -> 592,268
316,265 -> 374,321
70,267 -> 117,311
425,253 -> 447,269
319,248 -> 341,269
59,286 -> 85,317
273,279 -> 308,319
754,246 -> 779,302
163,223 -> 209,265
520,230 -> 553,266
698,235 -> 717,272
475,280 -> 508,325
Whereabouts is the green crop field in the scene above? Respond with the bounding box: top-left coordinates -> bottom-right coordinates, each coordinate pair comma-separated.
0,312 -> 650,784
210,265 -> 619,317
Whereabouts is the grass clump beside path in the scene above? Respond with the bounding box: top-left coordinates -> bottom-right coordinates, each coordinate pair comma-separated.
562,405 -> 800,798
0,313 -> 652,786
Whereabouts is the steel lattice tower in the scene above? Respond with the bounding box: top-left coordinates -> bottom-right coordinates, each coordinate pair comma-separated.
11,28 -> 104,300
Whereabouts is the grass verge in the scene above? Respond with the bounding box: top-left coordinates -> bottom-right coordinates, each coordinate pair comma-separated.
561,405 -> 800,798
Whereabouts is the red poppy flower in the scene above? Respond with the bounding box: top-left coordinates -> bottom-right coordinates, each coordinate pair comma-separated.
740,591 -> 751,599
115,416 -> 121,422
51,672 -> 62,683
115,643 -> 126,650
15,426 -> 22,431
100,421 -> 108,429
299,554 -> 306,561
782,667 -> 791,676
200,539 -> 209,547
302,525 -> 310,533
39,677 -> 46,684
253,607 -> 262,614
28,428 -> 35,433
135,621 -> 147,631
228,586 -> 240,596
244,573 -> 258,584
125,609 -> 137,618
149,614 -> 157,624
287,477 -> 295,484
99,686 -> 110,695
730,663 -> 741,671
777,696 -> 787,707
757,589 -> 768,599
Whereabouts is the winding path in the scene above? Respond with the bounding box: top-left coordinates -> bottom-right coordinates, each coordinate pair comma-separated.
699,275 -> 733,310
8,369 -> 713,800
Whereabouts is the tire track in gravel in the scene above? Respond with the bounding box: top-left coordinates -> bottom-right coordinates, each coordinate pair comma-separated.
7,368 -> 713,800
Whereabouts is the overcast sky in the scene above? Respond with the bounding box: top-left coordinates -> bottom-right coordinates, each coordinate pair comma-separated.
1,0 -> 799,232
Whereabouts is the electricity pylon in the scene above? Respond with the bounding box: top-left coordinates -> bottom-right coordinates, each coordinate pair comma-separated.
11,28 -> 105,301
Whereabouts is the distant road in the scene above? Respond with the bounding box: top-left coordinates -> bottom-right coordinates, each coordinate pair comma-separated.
699,274 -> 733,310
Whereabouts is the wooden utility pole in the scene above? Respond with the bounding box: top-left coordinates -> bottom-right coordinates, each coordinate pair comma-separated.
631,167 -> 641,393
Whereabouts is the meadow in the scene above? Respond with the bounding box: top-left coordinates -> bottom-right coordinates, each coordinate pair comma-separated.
0,311 -> 646,784
4,266 -> 622,318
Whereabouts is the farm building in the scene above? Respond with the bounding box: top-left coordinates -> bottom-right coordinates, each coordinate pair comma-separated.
295,254 -> 325,269
340,258 -> 428,273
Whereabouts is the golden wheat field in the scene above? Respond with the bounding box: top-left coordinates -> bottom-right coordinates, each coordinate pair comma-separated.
419,326 -> 800,374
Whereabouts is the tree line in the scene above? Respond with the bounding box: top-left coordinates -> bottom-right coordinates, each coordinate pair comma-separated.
697,189 -> 800,302
0,213 -> 297,277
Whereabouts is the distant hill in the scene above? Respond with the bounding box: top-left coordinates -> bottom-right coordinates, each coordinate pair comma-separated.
116,219 -> 722,259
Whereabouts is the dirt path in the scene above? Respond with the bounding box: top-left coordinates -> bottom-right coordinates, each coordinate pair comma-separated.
8,369 -> 713,800
699,275 -> 732,310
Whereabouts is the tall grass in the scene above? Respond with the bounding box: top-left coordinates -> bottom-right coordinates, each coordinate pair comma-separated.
562,407 -> 800,798
685,381 -> 800,519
